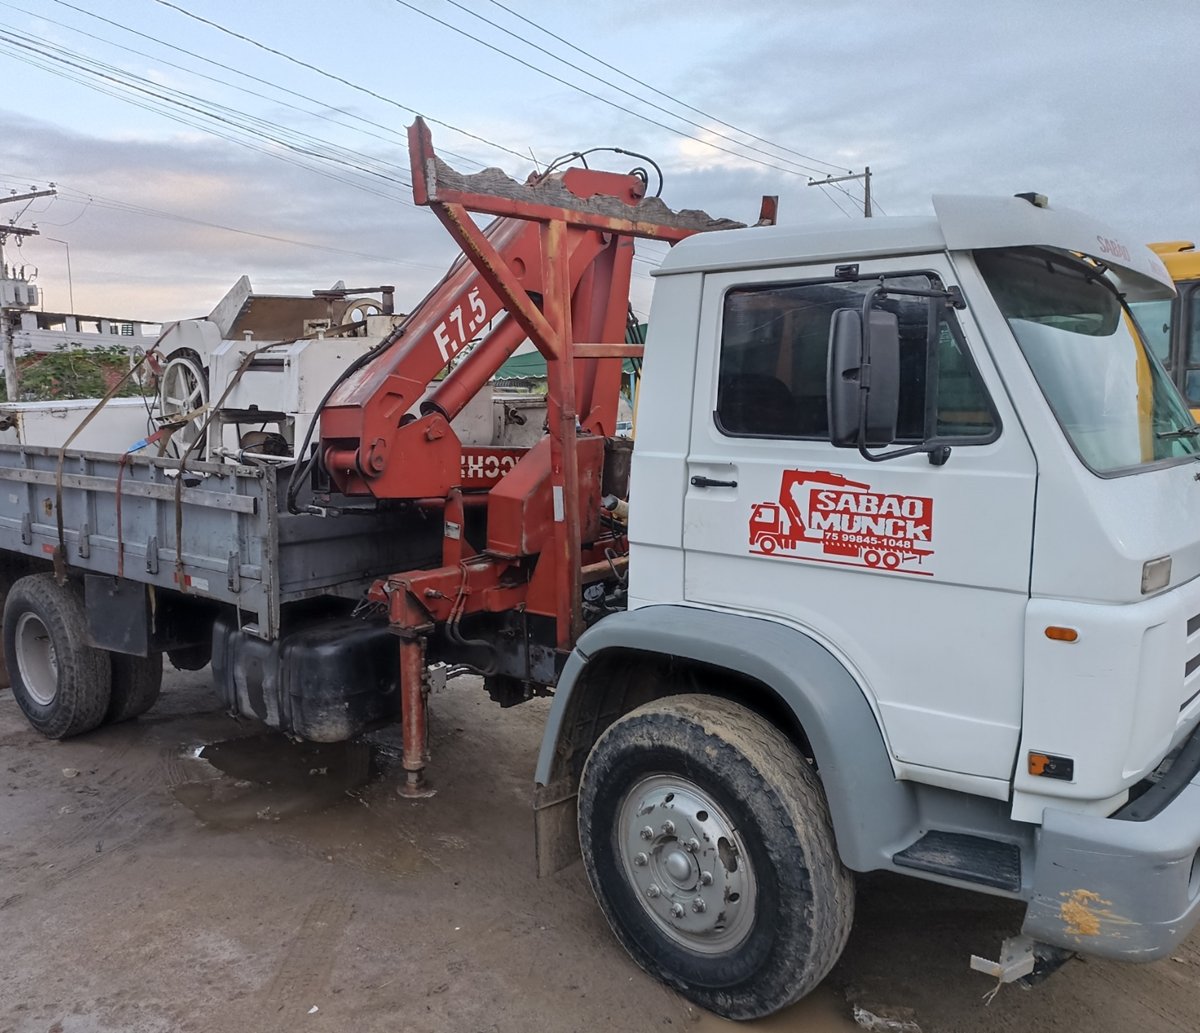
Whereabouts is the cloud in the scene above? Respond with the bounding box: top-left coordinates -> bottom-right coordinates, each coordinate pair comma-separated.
3,113 -> 459,321
2,0 -> 1197,328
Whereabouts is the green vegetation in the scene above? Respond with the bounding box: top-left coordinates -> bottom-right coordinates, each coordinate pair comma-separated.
0,345 -> 154,402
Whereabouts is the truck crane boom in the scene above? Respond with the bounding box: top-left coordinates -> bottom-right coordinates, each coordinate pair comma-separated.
316,119 -> 747,794
319,121 -> 741,502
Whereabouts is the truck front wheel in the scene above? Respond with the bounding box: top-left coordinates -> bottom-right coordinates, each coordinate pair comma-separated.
577,693 -> 854,1020
3,573 -> 111,738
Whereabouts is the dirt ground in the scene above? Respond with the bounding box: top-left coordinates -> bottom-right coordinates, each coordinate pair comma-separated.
1,669 -> 1198,1033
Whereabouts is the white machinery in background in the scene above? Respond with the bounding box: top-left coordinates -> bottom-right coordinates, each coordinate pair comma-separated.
153,275 -> 549,465
0,275 -> 548,459
153,276 -> 403,462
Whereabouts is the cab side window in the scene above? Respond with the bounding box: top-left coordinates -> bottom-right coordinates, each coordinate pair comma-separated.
716,274 -> 997,442
1184,286 -> 1200,406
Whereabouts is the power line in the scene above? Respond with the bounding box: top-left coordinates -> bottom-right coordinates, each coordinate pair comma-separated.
0,28 -> 418,205
30,0 -> 485,171
823,178 -> 886,216
484,0 -> 850,176
0,48 -> 410,209
9,0 -> 470,172
438,0 -> 842,179
151,0 -> 532,163
817,184 -> 855,219
0,175 -> 448,271
387,0 -> 823,180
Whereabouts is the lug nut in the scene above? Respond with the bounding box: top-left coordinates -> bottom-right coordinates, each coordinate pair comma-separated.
692,897 -> 707,914
633,852 -> 648,867
700,871 -> 713,886
640,826 -> 654,841
661,820 -> 675,836
646,884 -> 661,899
670,903 -> 685,919
685,838 -> 699,853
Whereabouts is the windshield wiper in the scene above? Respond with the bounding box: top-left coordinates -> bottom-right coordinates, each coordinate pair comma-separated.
1156,424 -> 1200,440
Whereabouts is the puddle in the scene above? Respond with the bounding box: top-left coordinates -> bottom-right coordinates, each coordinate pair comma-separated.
694,986 -> 861,1032
172,732 -> 377,828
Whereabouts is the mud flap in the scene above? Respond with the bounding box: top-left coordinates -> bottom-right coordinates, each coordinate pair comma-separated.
533,779 -> 579,877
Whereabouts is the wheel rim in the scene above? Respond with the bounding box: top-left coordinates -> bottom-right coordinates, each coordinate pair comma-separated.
15,611 -> 59,706
158,355 -> 208,456
616,774 -> 757,954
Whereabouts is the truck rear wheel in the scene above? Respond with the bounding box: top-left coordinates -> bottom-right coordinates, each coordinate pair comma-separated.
106,652 -> 163,724
578,693 -> 854,1020
3,573 -> 111,738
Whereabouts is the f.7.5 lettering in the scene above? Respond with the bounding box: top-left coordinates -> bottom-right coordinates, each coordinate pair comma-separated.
434,287 -> 489,363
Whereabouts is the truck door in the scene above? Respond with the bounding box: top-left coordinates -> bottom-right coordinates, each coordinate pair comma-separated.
682,257 -> 1037,795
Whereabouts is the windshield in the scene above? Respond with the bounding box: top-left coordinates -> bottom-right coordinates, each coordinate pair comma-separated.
975,247 -> 1198,474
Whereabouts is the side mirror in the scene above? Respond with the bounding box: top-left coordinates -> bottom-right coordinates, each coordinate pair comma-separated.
827,307 -> 900,447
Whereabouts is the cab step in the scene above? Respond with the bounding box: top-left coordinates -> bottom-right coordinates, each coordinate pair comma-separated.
893,831 -> 1021,892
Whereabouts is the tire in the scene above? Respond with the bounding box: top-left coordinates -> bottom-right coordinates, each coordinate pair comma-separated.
578,694 -> 854,1020
0,561 -> 27,690
3,573 -> 112,739
106,652 -> 163,723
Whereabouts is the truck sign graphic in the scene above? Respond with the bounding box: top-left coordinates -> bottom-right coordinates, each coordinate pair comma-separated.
748,468 -> 934,575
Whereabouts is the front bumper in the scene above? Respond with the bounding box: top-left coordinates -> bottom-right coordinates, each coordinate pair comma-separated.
1022,773 -> 1200,960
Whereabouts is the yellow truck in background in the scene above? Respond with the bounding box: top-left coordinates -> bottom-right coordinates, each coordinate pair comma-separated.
1129,241 -> 1200,412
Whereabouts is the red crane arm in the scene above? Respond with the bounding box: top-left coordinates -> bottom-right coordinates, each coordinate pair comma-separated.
318,120 -> 746,502
321,121 -> 750,793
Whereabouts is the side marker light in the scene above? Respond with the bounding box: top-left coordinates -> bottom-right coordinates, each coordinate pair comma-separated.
1044,626 -> 1078,642
1028,752 -> 1074,780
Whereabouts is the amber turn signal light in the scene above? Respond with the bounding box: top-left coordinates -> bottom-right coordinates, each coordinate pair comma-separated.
1044,626 -> 1078,642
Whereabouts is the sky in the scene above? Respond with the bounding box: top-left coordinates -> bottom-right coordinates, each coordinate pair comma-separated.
0,0 -> 1197,324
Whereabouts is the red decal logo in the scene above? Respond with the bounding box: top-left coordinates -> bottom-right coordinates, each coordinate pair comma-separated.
748,468 -> 934,575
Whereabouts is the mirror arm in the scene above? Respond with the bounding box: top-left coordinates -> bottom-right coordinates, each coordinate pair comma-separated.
856,437 -> 953,466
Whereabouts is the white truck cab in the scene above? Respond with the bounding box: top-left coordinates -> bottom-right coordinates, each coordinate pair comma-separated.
536,194 -> 1200,1020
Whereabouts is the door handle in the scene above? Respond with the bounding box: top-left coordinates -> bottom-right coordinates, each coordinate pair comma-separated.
690,475 -> 738,489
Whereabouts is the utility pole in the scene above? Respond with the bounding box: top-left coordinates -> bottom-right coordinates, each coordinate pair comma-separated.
807,168 -> 873,218
0,187 -> 57,400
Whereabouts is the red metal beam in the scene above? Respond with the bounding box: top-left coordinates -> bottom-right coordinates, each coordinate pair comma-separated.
409,117 -> 744,244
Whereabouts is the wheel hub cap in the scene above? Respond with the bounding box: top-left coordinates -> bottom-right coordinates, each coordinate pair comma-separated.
617,774 -> 757,953
664,849 -> 692,883
14,611 -> 58,706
